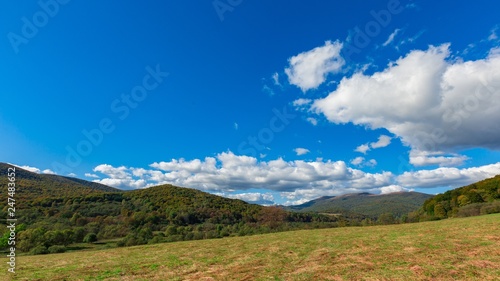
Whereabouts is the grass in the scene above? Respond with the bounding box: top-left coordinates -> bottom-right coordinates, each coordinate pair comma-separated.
5,214 -> 500,280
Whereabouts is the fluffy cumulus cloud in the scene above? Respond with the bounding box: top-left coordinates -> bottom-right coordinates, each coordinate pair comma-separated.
292,98 -> 312,108
85,173 -> 100,178
90,151 -> 394,194
220,192 -> 275,205
93,164 -> 147,189
380,185 -> 408,194
370,135 -> 392,149
306,117 -> 318,126
350,157 -> 365,166
312,44 -> 500,165
285,40 -> 344,92
350,157 -> 377,168
354,144 -> 370,154
82,152 -> 500,204
409,150 -> 469,167
396,163 -> 500,188
17,165 -> 40,173
11,164 -> 55,175
13,151 -> 500,205
355,135 -> 393,155
294,148 -> 310,156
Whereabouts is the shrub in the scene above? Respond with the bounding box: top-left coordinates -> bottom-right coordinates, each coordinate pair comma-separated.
30,245 -> 48,255
48,245 -> 66,254
456,203 -> 482,217
83,233 -> 98,243
480,201 -> 500,215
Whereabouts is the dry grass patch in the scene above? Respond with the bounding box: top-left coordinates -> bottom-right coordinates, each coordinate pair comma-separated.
3,214 -> 499,280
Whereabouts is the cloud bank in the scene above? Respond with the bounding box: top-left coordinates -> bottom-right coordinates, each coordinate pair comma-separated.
89,151 -> 500,204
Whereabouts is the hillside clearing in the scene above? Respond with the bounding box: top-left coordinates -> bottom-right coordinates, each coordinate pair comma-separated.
7,214 -> 500,280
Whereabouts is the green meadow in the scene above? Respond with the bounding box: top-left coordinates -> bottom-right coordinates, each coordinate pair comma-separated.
7,213 -> 499,281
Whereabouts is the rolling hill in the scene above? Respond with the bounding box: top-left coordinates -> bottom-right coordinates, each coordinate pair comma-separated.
421,175 -> 500,219
0,163 -> 339,254
286,191 -> 432,218
0,163 -> 120,203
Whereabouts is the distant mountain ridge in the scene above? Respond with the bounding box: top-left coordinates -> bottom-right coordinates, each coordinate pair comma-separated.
286,191 -> 433,218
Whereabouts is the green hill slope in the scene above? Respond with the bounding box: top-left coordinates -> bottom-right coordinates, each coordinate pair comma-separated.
0,163 -> 120,204
0,163 -> 339,254
287,191 -> 432,218
421,175 -> 500,219
10,214 -> 500,280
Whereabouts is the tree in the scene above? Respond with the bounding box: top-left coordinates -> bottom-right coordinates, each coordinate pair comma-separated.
83,233 -> 97,243
378,213 -> 395,225
434,203 -> 446,219
457,195 -> 470,207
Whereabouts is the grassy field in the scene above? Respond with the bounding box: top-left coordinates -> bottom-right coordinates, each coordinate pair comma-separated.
5,214 -> 500,280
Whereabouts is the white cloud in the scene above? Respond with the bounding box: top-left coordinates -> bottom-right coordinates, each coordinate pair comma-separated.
234,122 -> 239,130
294,148 -> 310,156
489,26 -> 498,41
94,164 -> 130,178
350,157 -> 377,167
272,72 -> 281,86
380,185 -> 407,194
382,28 -> 400,47
409,150 -> 469,167
306,117 -> 318,126
11,163 -> 58,175
95,178 -> 147,189
85,173 -> 100,178
285,40 -> 345,92
91,151 -> 392,194
370,135 -> 392,149
355,144 -> 370,154
312,44 -> 500,162
354,135 -> 392,155
397,163 -> 500,188
259,153 -> 267,159
292,98 -> 312,107
86,152 -> 500,204
222,192 -> 275,205
18,165 -> 40,173
67,173 -> 77,177
350,157 -> 365,166
367,159 -> 377,167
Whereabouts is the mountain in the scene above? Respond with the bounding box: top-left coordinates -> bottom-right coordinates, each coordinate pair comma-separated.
0,162 -> 340,254
421,175 -> 500,219
286,192 -> 433,218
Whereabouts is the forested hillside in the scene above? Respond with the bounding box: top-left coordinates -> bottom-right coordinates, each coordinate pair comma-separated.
0,163 -> 120,204
420,175 -> 500,219
0,164 -> 340,255
286,192 -> 432,219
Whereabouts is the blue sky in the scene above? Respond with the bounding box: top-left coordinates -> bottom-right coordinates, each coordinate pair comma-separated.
1,0 -> 500,205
